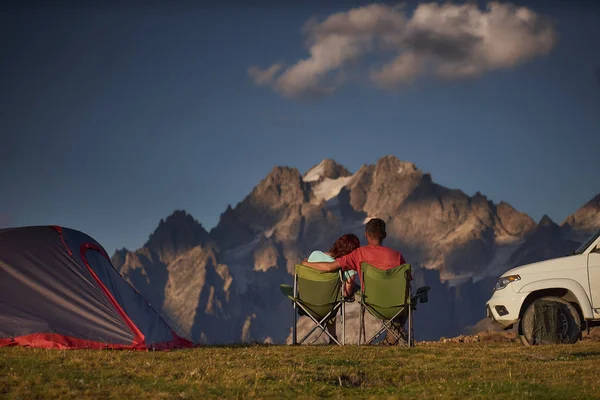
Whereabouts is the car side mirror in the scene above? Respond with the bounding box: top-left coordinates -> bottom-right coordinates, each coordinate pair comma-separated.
593,246 -> 600,254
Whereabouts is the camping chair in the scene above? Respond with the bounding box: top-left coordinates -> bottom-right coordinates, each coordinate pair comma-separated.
358,263 -> 430,347
280,264 -> 346,346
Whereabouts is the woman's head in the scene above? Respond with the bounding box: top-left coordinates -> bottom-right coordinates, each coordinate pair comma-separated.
328,234 -> 361,258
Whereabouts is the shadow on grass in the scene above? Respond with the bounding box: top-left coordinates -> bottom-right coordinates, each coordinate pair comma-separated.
192,343 -> 348,349
192,343 -> 287,349
568,351 -> 600,359
312,371 -> 367,388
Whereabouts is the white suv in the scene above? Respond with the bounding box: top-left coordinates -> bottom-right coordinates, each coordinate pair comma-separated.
486,229 -> 600,345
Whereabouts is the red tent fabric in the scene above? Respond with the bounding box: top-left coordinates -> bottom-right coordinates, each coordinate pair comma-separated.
0,226 -> 193,350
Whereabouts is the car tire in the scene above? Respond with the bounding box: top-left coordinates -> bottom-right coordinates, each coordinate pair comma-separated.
519,296 -> 581,346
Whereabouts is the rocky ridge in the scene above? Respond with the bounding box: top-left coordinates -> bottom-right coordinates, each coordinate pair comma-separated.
111,156 -> 600,344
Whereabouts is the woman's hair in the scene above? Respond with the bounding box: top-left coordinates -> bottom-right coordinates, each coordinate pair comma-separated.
328,234 -> 361,259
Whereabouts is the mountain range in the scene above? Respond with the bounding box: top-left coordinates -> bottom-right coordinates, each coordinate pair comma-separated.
111,156 -> 600,344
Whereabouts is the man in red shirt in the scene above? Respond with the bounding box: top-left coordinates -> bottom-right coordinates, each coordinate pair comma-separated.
302,218 -> 406,275
302,218 -> 408,345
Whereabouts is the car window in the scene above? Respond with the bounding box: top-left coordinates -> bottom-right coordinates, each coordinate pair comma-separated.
575,229 -> 600,254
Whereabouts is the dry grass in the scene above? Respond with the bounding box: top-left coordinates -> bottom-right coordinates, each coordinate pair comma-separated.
2,341 -> 600,399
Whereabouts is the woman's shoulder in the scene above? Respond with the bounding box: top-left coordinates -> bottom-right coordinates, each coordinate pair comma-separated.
308,250 -> 335,262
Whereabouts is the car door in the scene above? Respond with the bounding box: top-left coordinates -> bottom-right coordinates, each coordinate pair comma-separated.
588,243 -> 600,312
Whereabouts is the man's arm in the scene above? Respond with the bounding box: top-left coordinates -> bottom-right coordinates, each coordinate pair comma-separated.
301,259 -> 341,272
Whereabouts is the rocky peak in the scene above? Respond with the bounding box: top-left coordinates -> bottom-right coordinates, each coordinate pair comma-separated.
347,164 -> 375,211
111,248 -> 130,270
144,210 -> 210,264
360,156 -> 424,218
562,193 -> 600,235
494,202 -> 536,238
209,203 -> 259,250
539,214 -> 557,228
376,155 -> 419,176
508,212 -> 579,269
251,166 -> 309,204
471,191 -> 491,207
303,159 -> 351,182
523,213 -> 562,239
211,167 -> 311,249
582,194 -> 600,211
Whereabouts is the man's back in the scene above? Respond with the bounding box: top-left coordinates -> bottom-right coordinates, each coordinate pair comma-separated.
336,244 -> 406,272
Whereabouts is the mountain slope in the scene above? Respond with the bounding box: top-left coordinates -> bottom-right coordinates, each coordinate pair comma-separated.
563,194 -> 600,241
111,156 -> 600,344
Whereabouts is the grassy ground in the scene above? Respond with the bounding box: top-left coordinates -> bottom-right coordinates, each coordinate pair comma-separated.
2,341 -> 600,399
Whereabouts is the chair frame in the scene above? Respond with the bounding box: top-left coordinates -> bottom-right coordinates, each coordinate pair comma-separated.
358,265 -> 415,347
291,270 -> 346,346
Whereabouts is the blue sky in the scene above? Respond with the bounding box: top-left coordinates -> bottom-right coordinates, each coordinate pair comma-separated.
1,1 -> 599,255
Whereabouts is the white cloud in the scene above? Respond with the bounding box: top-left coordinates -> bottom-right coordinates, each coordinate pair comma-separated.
248,2 -> 557,98
371,51 -> 422,86
248,63 -> 283,86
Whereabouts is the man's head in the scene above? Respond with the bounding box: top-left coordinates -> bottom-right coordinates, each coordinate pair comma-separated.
365,218 -> 386,245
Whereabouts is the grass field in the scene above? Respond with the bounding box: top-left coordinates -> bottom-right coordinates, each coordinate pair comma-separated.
2,340 -> 600,399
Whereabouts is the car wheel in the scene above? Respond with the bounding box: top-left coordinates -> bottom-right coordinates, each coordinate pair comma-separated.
519,296 -> 581,346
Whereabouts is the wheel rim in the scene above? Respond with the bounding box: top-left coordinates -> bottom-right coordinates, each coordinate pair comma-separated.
522,301 -> 575,345
530,312 -> 569,344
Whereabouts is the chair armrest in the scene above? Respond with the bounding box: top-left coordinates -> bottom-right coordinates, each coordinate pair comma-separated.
280,284 -> 295,300
412,286 -> 431,304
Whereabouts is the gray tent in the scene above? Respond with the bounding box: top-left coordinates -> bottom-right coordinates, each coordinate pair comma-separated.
0,226 -> 192,350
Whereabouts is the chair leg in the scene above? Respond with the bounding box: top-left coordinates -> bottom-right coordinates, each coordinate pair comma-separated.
365,325 -> 387,345
358,303 -> 361,345
359,302 -> 364,345
298,322 -> 324,344
296,303 -> 343,346
408,305 -> 412,348
292,274 -> 297,345
292,302 -> 297,345
342,299 -> 345,346
362,306 -> 407,345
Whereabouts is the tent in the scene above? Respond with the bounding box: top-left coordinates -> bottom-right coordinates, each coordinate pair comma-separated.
0,226 -> 193,350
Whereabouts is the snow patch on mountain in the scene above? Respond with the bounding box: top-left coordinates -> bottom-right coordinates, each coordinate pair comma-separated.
303,162 -> 325,182
264,227 -> 275,239
312,176 -> 353,202
494,234 -> 523,246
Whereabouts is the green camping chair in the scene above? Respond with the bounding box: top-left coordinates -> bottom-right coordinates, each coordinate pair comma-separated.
358,263 -> 430,347
280,264 -> 346,346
